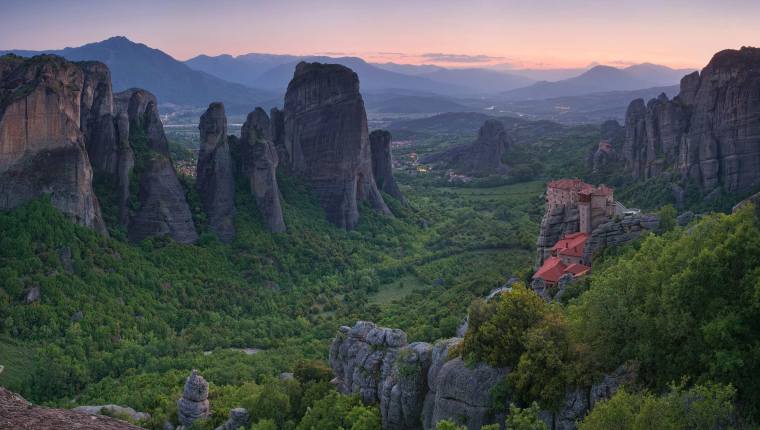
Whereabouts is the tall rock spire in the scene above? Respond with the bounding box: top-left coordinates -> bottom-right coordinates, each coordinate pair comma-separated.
283,61 -> 390,229
197,102 -> 236,242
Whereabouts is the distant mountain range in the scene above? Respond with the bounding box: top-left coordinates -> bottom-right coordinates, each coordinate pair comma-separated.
1,36 -> 695,118
1,36 -> 277,112
500,64 -> 693,101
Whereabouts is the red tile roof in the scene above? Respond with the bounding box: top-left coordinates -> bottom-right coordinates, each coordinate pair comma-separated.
547,178 -> 594,191
551,232 -> 589,258
533,256 -> 566,284
533,257 -> 592,284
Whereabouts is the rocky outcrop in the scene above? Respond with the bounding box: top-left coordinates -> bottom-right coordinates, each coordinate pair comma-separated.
535,206 -> 579,266
197,102 -> 235,242
79,62 -> 119,176
115,89 -> 198,244
0,54 -> 106,233
240,108 -> 286,232
72,405 -> 150,423
177,370 -> 210,429
581,214 -> 660,264
423,344 -> 509,430
422,119 -> 512,175
623,47 -> 760,194
214,408 -> 249,430
0,387 -> 142,430
284,62 -> 390,229
330,321 -> 634,430
370,130 -> 406,205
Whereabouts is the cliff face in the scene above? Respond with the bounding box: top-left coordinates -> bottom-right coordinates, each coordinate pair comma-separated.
240,107 -> 286,232
284,62 -> 390,229
623,47 -> 760,193
197,102 -> 236,242
370,129 -> 406,205
330,321 -> 632,430
0,54 -> 106,233
115,89 -> 198,244
535,206 -> 579,266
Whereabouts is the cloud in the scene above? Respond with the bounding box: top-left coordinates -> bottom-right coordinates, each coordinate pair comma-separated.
420,52 -> 506,63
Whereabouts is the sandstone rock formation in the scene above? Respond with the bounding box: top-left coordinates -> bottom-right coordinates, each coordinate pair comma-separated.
623,47 -> 760,194
214,408 -> 249,430
422,119 -> 512,175
284,62 -> 390,229
0,387 -> 142,430
0,54 -> 106,233
370,129 -> 406,205
240,107 -> 286,232
73,405 -> 150,423
177,370 -> 210,429
330,321 -> 634,430
197,102 -> 236,242
581,213 -> 660,264
535,206 -> 580,266
115,89 -> 198,244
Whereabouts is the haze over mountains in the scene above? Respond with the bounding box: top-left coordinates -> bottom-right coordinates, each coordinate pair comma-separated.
2,36 -> 694,119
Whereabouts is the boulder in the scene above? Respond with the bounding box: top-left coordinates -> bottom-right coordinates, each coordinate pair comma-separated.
177,370 -> 210,428
369,129 -> 406,204
214,408 -> 249,430
115,89 -> 197,244
623,47 -> 760,193
72,405 -> 150,423
0,54 -> 106,233
240,108 -> 286,232
283,62 -> 390,229
197,102 -> 236,242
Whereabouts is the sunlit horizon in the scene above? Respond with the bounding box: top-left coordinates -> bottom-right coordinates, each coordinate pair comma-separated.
3,0 -> 760,70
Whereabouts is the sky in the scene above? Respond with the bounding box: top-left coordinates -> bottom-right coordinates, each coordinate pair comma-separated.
1,0 -> 759,69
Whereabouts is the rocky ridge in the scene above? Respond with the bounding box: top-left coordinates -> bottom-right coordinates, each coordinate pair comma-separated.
330,321 -> 633,430
623,47 -> 760,194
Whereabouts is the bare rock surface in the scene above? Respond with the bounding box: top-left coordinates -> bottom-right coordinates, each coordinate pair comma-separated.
284,62 -> 390,229
623,47 -> 760,194
370,129 -> 406,205
177,370 -> 210,428
0,387 -> 143,429
0,54 -> 106,233
240,107 -> 286,232
116,89 -> 197,244
197,102 -> 235,242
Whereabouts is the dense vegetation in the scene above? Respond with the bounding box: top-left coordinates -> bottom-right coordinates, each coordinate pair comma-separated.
2,113 -> 759,429
0,132 -> 542,428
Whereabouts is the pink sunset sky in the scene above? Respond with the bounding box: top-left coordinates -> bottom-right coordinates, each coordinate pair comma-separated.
2,0 -> 759,69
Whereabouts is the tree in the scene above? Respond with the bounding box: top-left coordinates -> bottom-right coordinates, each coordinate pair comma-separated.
579,383 -> 736,430
461,284 -> 547,367
505,402 -> 548,430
